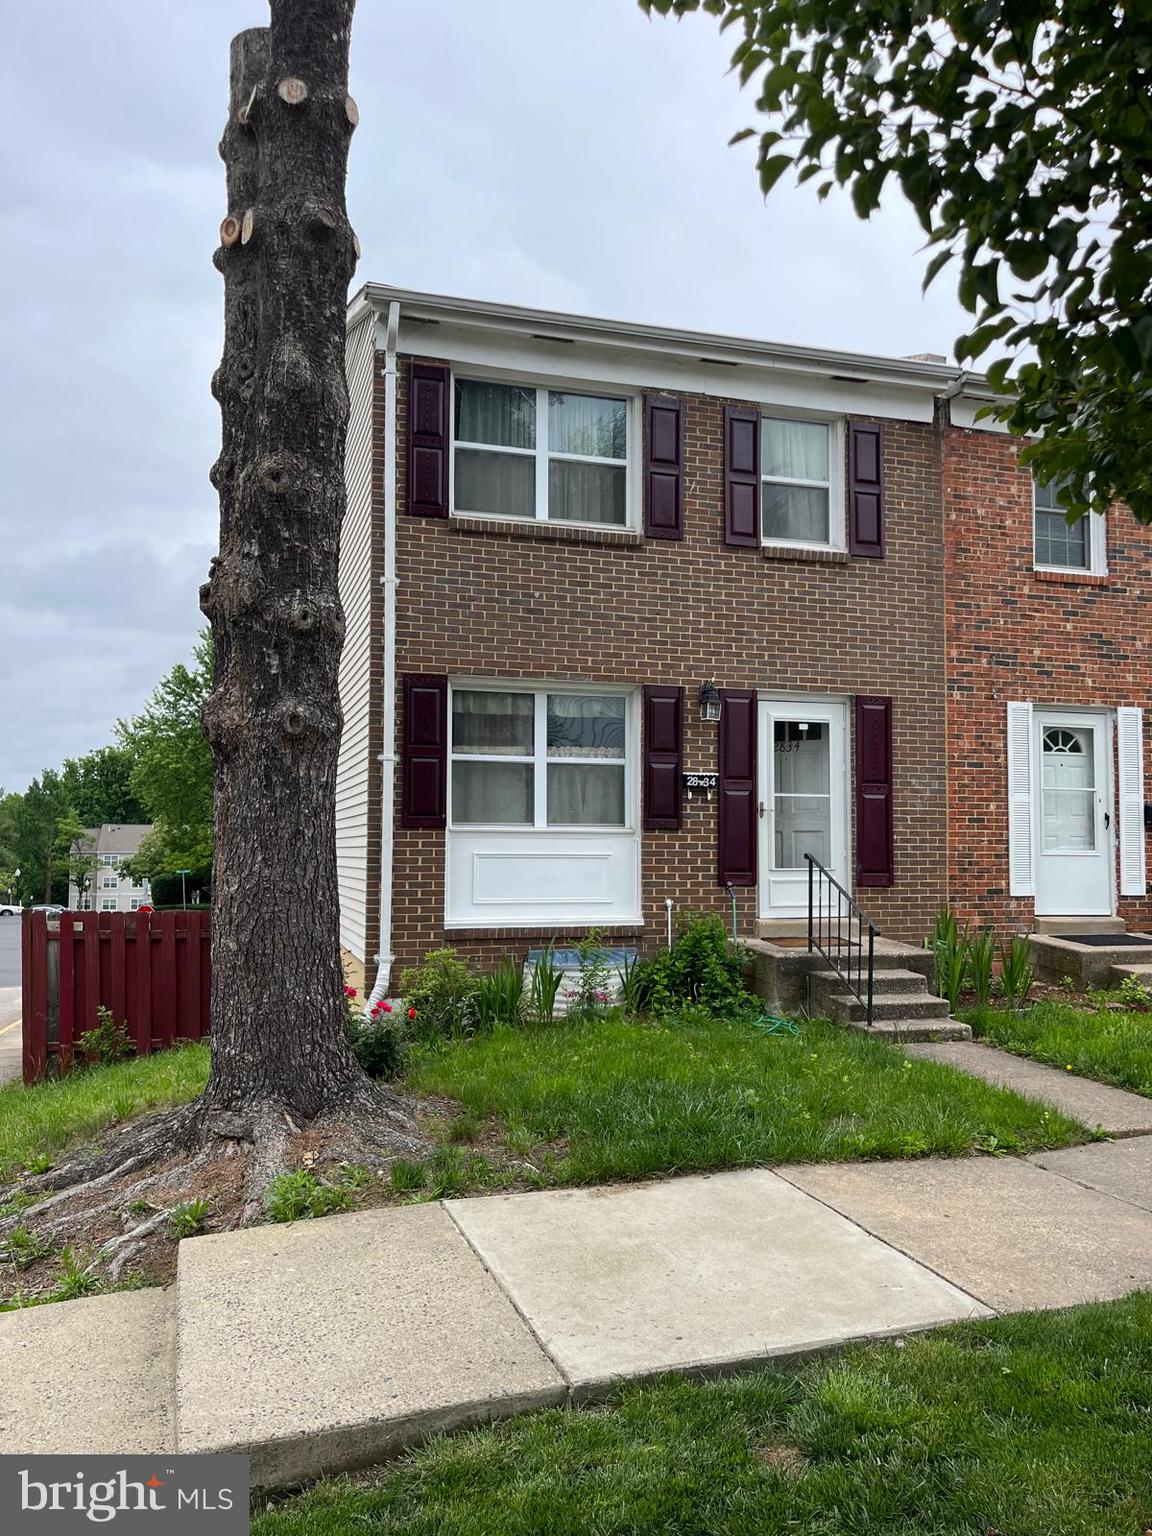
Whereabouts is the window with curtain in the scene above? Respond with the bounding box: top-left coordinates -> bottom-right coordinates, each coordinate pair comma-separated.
1034,476 -> 1090,570
761,416 -> 835,545
454,380 -> 629,527
450,687 -> 630,827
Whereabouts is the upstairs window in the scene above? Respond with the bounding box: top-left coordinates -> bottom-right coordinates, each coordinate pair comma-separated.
762,415 -> 844,549
1034,476 -> 1105,573
453,381 -> 630,528
450,686 -> 629,828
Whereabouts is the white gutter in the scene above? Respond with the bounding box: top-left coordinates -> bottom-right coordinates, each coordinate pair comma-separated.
367,298 -> 401,1010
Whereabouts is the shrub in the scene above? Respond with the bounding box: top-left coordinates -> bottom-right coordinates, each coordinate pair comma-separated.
642,913 -> 752,1019
399,948 -> 480,1039
78,1007 -> 134,1067
348,1002 -> 408,1079
563,929 -> 614,1018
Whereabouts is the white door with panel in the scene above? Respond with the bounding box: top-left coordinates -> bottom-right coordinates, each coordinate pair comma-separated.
758,697 -> 849,918
1033,711 -> 1112,916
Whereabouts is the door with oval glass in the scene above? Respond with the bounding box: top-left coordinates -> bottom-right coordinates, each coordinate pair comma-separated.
758,697 -> 849,918
1033,711 -> 1113,916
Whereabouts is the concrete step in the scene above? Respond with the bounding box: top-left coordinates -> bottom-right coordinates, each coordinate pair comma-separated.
856,1019 -> 973,1043
1109,964 -> 1152,986
828,993 -> 953,1024
811,968 -> 929,998
1034,917 -> 1126,935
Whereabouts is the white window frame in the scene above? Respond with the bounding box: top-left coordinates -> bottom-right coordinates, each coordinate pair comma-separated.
101,875 -> 117,890
130,898 -> 141,911
760,410 -> 846,553
447,678 -> 638,834
1033,477 -> 1107,574
100,899 -> 117,911
450,370 -> 641,532
99,854 -> 117,868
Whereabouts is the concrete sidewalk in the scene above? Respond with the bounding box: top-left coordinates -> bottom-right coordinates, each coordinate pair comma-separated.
0,994 -> 21,1086
4,1143 -> 1152,1486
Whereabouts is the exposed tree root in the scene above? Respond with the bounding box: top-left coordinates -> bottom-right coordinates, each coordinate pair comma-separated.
0,1079 -> 431,1298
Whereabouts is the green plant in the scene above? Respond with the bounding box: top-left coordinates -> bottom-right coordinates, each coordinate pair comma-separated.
1116,974 -> 1152,1011
348,1007 -> 407,1080
49,1247 -> 101,1302
77,1006 -> 134,1067
527,949 -> 564,1023
422,1146 -> 495,1200
168,1197 -> 211,1239
928,905 -> 967,1009
2,1224 -> 52,1271
966,928 -> 995,1009
616,953 -> 653,1018
643,914 -> 752,1019
1059,974 -> 1077,992
264,1168 -> 358,1224
999,934 -> 1036,1010
398,948 -> 480,1040
23,1154 -> 54,1176
389,1158 -> 427,1195
111,1094 -> 136,1123
470,960 -> 524,1031
564,929 -> 614,1017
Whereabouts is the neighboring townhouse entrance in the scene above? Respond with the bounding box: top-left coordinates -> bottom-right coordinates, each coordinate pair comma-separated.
758,696 -> 850,919
1033,710 -> 1113,917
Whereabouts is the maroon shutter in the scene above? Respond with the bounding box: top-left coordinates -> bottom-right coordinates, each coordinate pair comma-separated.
642,686 -> 683,830
855,695 -> 893,886
724,408 -> 760,546
407,363 -> 450,517
401,674 -> 448,828
644,395 -> 684,540
848,420 -> 884,557
718,690 -> 757,885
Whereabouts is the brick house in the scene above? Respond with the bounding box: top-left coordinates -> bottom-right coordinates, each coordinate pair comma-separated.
335,285 -> 966,998
944,383 -> 1150,936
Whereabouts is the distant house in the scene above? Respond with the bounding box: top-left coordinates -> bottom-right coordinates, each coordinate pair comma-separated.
68,824 -> 153,913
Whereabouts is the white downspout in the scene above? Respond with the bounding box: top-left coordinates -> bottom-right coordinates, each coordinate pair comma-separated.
367,299 -> 401,1010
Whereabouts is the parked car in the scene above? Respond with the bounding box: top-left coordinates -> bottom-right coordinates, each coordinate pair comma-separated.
0,903 -> 20,917
29,903 -> 64,916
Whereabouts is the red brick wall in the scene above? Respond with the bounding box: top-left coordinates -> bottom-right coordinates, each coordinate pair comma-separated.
377,356 -> 949,974
944,422 -> 1152,934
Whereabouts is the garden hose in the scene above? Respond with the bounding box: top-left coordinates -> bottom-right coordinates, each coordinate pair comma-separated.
751,1014 -> 801,1037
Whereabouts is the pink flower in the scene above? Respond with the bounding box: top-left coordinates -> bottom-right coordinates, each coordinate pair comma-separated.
382,1002 -> 393,1013
344,986 -> 357,998
407,1006 -> 416,1020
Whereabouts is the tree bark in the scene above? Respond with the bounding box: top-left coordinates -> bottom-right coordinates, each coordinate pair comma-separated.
198,0 -> 392,1123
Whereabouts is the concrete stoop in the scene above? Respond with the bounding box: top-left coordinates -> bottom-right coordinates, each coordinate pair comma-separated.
1029,929 -> 1152,990
747,937 -> 970,1043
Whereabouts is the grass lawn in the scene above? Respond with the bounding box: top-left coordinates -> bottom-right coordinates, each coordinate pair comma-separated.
963,999 -> 1152,1098
409,1012 -> 1087,1180
255,1292 -> 1152,1536
0,1044 -> 209,1185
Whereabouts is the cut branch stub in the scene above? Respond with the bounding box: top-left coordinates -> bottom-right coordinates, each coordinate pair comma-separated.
345,95 -> 359,126
220,215 -> 242,248
240,209 -> 255,246
277,76 -> 309,105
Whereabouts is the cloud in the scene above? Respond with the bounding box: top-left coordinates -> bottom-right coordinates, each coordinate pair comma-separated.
0,0 -> 971,792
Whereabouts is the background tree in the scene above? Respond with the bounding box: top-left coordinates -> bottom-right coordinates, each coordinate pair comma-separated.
12,771 -> 72,903
117,633 -> 214,888
61,746 -> 146,827
642,0 -> 1152,520
56,811 -> 97,910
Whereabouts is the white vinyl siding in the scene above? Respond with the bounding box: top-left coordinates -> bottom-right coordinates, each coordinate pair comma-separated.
334,313 -> 377,964
1117,706 -> 1146,897
1006,701 -> 1035,897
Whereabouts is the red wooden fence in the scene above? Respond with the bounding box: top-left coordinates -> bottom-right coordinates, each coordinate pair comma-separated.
21,910 -> 211,1084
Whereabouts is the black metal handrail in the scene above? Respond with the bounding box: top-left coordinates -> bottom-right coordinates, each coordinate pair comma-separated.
805,854 -> 877,1027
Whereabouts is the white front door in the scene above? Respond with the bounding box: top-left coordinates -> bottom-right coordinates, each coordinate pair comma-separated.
758,697 -> 849,918
1033,711 -> 1113,916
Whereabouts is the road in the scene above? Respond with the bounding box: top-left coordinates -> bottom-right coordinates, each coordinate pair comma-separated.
0,916 -> 22,1084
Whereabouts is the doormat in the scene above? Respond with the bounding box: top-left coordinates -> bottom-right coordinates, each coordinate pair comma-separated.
1058,932 -> 1152,947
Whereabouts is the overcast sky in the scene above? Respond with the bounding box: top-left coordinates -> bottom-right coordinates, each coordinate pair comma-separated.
0,0 -> 969,794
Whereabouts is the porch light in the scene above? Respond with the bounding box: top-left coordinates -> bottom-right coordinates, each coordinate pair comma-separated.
699,681 -> 721,723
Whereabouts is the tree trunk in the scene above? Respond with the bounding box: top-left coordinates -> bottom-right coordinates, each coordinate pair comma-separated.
198,0 -> 389,1123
